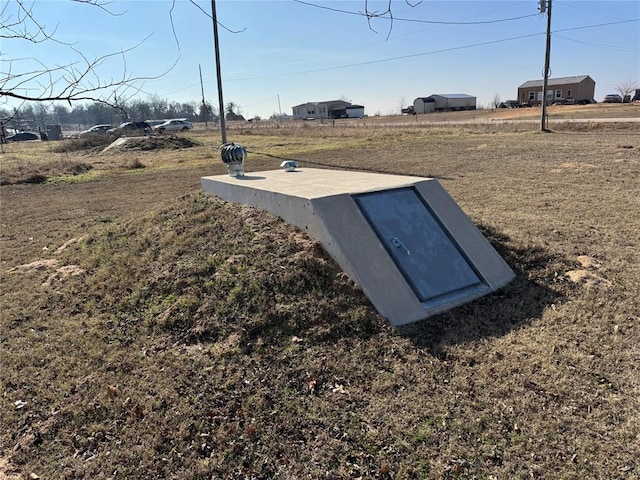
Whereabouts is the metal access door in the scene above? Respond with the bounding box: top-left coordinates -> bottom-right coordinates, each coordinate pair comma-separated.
355,188 -> 488,306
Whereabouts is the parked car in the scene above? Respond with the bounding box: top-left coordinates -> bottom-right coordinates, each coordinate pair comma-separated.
152,119 -> 192,134
107,121 -> 152,137
6,131 -> 39,142
146,120 -> 166,129
498,100 -> 520,108
78,124 -> 112,137
602,94 -> 623,103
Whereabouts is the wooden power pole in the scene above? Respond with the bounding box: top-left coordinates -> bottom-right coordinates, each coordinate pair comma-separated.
211,0 -> 227,144
540,0 -> 552,132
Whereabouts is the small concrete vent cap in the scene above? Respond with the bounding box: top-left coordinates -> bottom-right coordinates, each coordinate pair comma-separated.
280,161 -> 298,172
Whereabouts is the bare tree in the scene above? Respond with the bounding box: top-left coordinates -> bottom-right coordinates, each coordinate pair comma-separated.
199,101 -> 218,122
225,102 -> 240,116
34,102 -> 49,128
492,93 -> 502,109
0,0 -> 175,109
615,79 -> 638,103
148,94 -> 169,120
225,102 -> 244,121
398,96 -> 406,114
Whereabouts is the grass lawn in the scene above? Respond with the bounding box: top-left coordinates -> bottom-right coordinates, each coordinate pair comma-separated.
1,108 -> 639,479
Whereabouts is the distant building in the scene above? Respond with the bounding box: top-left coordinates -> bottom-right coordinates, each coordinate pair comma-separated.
413,94 -> 476,114
292,100 -> 364,119
345,105 -> 365,118
45,124 -> 63,140
518,75 -> 595,105
270,113 -> 293,121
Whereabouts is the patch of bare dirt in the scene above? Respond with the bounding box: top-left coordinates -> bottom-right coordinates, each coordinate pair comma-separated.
41,264 -> 85,288
566,269 -> 612,288
7,259 -> 58,273
566,255 -> 612,288
6,258 -> 85,288
55,235 -> 88,254
576,255 -> 603,270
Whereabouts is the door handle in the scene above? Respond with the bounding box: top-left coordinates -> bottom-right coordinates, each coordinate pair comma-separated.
391,236 -> 410,256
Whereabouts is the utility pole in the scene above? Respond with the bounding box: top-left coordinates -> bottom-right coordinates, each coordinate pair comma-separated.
540,0 -> 552,131
211,0 -> 227,144
199,64 -> 207,129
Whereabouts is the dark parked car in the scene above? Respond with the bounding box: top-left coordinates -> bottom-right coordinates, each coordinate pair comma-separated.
498,100 -> 520,108
6,132 -> 39,142
107,121 -> 152,138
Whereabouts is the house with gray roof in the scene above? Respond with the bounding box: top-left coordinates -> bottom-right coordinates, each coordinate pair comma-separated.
518,75 -> 595,105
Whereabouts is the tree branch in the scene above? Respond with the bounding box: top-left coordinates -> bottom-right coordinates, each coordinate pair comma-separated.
0,1 -> 177,107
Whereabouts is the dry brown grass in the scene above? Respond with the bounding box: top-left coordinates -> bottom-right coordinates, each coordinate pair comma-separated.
1,110 -> 639,479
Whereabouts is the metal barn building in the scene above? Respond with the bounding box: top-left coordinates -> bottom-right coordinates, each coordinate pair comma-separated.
413,94 -> 476,114
345,105 -> 365,118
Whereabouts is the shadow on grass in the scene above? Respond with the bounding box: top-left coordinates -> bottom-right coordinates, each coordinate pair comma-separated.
248,150 -> 454,180
233,222 -> 563,357
396,223 -> 563,358
167,197 -> 561,358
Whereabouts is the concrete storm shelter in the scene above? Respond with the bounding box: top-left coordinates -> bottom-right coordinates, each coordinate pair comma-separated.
201,168 -> 514,326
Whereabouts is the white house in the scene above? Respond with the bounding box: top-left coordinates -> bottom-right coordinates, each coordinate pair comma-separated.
292,100 -> 364,119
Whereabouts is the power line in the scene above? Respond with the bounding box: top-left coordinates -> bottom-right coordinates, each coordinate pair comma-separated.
225,18 -> 638,83
555,34 -> 639,53
554,18 -> 639,33
294,0 -> 539,25
240,95 -> 279,108
226,32 -> 542,81
555,0 -> 633,22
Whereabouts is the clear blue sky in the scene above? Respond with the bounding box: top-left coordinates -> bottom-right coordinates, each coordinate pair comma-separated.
6,0 -> 640,118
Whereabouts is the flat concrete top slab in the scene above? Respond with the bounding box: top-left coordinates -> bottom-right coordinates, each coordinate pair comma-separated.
202,168 -> 431,199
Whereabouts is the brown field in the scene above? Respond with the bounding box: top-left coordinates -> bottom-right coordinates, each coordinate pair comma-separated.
1,105 -> 639,479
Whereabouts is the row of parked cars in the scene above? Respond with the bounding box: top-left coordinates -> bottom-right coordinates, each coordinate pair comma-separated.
4,119 -> 193,142
498,94 -> 636,108
78,118 -> 193,138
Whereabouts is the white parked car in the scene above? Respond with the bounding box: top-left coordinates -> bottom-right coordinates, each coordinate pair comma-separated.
78,124 -> 112,137
152,119 -> 193,133
146,120 -> 166,128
